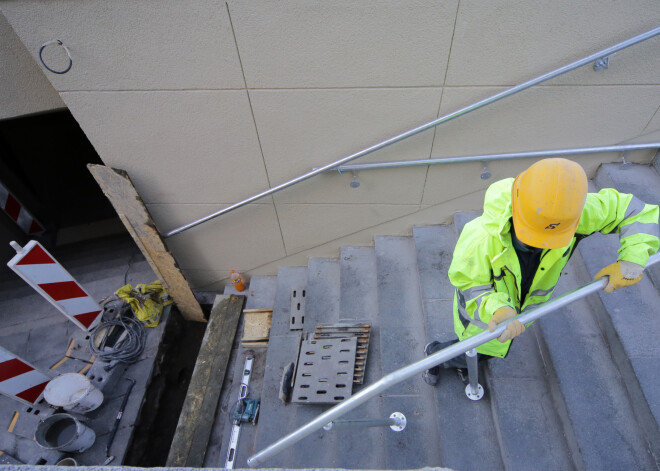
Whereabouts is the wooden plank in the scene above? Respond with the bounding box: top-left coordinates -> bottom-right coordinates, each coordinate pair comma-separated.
166,294 -> 244,467
241,308 -> 272,342
241,341 -> 269,348
88,164 -> 205,322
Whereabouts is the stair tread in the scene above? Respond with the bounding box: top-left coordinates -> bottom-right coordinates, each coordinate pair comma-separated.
338,246 -> 385,470
538,257 -> 656,470
413,225 -> 457,342
251,267 -> 312,468
374,235 -> 444,469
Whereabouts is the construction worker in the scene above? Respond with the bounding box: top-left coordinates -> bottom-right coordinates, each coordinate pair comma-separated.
424,158 -> 660,385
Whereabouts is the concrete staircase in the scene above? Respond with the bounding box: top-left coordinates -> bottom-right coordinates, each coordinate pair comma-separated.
214,160 -> 660,470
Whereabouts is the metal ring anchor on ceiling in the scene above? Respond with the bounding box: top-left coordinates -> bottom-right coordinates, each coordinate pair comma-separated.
39,40 -> 72,74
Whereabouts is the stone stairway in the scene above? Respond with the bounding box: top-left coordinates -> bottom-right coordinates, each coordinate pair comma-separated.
213,160 -> 660,470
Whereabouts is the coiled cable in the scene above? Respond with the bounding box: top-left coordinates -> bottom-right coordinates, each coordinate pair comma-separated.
89,315 -> 146,364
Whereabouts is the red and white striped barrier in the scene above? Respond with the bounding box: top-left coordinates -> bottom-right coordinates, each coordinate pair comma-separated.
0,181 -> 45,235
0,346 -> 51,405
7,240 -> 103,332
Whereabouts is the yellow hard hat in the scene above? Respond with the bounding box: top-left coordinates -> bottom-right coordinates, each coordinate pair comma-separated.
511,158 -> 588,249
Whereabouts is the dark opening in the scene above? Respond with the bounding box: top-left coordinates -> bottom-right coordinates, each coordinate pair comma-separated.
0,109 -> 121,280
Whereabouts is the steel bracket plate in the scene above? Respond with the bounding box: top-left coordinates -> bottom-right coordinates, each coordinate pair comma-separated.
291,337 -> 357,404
289,287 -> 306,330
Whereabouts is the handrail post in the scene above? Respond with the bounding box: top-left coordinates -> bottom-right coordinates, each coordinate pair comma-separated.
465,348 -> 484,401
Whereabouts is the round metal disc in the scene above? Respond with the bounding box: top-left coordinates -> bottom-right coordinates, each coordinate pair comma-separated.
465,383 -> 485,401
389,412 -> 407,432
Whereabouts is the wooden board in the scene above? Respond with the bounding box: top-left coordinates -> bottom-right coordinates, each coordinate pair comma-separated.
88,164 -> 205,322
241,308 -> 272,343
166,294 -> 245,467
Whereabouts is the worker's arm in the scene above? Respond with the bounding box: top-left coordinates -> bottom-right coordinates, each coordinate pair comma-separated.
578,189 -> 659,266
578,189 -> 659,291
448,222 -> 515,330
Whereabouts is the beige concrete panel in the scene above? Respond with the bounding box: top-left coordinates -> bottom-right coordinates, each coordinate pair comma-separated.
0,13 -> 64,120
250,190 -> 486,277
430,86 -> 660,159
1,0 -> 244,91
422,151 -> 651,205
446,0 -> 660,86
229,0 -> 458,88
275,166 -> 428,205
178,189 -> 487,288
61,90 -> 269,204
277,203 -> 418,254
147,202 -> 285,272
643,107 -> 660,137
250,88 -> 442,203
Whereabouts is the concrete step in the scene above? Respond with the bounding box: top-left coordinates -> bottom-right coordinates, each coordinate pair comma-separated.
413,225 -> 456,342
337,246 -> 385,470
374,235 -> 442,469
250,266 -> 309,468
452,210 -> 481,237
410,226 -> 503,471
537,251 -> 657,470
572,162 -> 660,464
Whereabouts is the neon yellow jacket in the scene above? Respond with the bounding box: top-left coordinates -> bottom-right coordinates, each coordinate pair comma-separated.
449,178 -> 660,358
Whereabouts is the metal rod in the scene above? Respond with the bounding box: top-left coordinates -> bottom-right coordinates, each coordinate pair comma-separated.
324,417 -> 399,430
247,253 -> 660,466
466,349 -> 479,396
164,27 -> 660,238
320,142 -> 660,173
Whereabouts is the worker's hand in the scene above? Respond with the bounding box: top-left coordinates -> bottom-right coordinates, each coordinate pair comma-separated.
595,260 -> 644,293
488,307 -> 524,343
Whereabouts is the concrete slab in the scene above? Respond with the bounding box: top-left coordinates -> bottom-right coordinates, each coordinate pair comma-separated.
413,225 -> 458,343
537,258 -> 656,470
375,236 -> 442,468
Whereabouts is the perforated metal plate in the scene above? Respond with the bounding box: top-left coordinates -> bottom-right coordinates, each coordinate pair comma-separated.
292,337 -> 357,404
289,287 -> 306,330
313,322 -> 371,384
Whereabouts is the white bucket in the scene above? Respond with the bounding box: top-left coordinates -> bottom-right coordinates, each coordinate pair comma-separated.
35,413 -> 96,453
44,373 -> 104,413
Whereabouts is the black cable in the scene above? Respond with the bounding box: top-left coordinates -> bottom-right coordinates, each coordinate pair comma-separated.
89,316 -> 146,364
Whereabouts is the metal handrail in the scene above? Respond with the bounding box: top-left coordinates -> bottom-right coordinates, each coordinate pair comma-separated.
317,142 -> 660,174
247,253 -> 660,466
163,26 -> 660,238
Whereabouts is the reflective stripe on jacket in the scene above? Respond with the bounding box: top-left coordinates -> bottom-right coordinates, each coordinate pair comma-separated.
448,178 -> 660,358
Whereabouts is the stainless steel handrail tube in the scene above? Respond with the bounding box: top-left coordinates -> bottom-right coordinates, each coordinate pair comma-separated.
164,27 -> 660,238
324,416 -> 400,430
247,253 -> 660,466
319,142 -> 660,174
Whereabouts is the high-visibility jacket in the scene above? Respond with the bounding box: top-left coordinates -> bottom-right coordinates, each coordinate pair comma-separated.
449,178 -> 660,358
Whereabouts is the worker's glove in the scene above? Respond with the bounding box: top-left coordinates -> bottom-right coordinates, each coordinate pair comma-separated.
595,260 -> 644,293
488,307 -> 524,343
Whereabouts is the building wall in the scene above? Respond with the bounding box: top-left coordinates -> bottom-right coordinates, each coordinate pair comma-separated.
0,12 -> 65,121
2,1 -> 659,290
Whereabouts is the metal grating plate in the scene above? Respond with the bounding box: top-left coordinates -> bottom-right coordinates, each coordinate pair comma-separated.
289,286 -> 306,330
313,322 -> 371,384
291,337 -> 357,404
